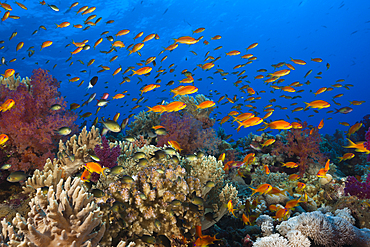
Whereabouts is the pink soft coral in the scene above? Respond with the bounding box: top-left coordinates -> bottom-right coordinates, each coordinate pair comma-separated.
272,122 -> 327,177
157,112 -> 220,155
0,69 -> 78,172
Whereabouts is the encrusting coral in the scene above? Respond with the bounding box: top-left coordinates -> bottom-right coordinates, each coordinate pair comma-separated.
1,177 -> 105,247
126,110 -> 161,137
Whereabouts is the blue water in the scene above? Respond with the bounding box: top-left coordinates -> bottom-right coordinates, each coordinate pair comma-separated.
1,0 -> 369,141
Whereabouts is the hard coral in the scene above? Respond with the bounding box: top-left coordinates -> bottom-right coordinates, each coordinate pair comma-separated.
0,69 -> 78,172
157,112 -> 220,155
272,122 -> 327,177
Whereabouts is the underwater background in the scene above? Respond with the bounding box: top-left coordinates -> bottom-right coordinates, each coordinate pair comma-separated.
0,0 -> 370,246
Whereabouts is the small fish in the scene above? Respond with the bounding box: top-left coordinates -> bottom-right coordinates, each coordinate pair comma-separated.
91,189 -> 105,198
7,171 -> 27,182
55,127 -> 71,135
0,164 -> 11,170
110,165 -> 124,175
50,104 -> 62,111
249,184 -> 272,196
121,175 -> 135,184
84,162 -> 108,177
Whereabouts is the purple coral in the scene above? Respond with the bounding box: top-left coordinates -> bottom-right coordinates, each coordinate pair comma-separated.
364,127 -> 370,161
344,174 -> 370,199
157,112 -> 220,155
0,69 -> 78,172
94,136 -> 121,169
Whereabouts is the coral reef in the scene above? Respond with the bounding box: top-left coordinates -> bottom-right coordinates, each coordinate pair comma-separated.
176,94 -> 216,128
1,177 -> 105,246
254,209 -> 370,247
95,135 -> 121,169
106,164 -> 202,245
344,173 -> 370,199
157,112 -> 220,155
0,69 -> 78,172
126,111 -> 161,137
272,122 -> 327,177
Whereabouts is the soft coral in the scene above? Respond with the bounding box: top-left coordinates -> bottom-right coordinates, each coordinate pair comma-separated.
272,122 -> 327,177
0,69 -> 78,172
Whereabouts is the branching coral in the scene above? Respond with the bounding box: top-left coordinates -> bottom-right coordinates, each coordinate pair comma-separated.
0,69 -> 78,172
272,122 -> 327,177
126,110 -> 160,137
106,163 -> 202,245
157,112 -> 220,155
1,177 -> 105,246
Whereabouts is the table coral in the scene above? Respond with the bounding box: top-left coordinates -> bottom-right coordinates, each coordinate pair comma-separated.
0,69 -> 78,173
272,122 -> 327,177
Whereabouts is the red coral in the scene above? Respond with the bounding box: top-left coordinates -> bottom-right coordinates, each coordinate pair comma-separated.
157,112 -> 220,155
272,122 -> 327,177
0,69 -> 78,172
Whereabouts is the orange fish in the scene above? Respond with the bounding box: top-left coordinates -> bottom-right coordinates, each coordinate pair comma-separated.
112,93 -> 125,99
274,207 -> 289,220
317,159 -> 330,178
94,38 -> 103,48
142,33 -> 155,42
174,36 -> 198,44
0,99 -> 15,112
116,29 -> 130,36
147,105 -> 166,113
338,153 -> 355,162
316,119 -> 324,130
265,120 -> 291,130
41,41 -> 53,50
196,101 -> 215,109
311,58 -> 323,62
242,213 -> 251,225
0,134 -> 9,146
261,138 -> 275,148
288,174 -> 300,181
347,123 -> 362,137
2,69 -> 15,79
165,101 -> 186,112
218,153 -> 225,162
250,184 -> 272,196
246,43 -> 258,50
140,84 -> 160,94
269,204 -> 278,212
80,169 -> 91,182
290,58 -> 306,65
56,21 -> 70,28
297,182 -> 306,191
16,42 -> 24,51
84,162 -> 108,177
304,100 -> 330,109
168,140 -> 182,152
285,198 -> 303,209
264,165 -> 270,175
132,66 -> 152,75
194,234 -> 219,247
226,50 -> 240,56
227,200 -> 237,217
171,86 -> 198,97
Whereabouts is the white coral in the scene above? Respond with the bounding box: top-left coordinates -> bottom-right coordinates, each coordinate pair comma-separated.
253,233 -> 289,247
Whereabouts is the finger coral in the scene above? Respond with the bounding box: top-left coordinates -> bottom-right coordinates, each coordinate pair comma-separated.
0,69 -> 78,173
1,177 -> 105,247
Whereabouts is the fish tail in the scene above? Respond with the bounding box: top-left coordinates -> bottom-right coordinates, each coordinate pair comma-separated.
249,187 -> 256,196
334,108 -> 340,114
304,102 -> 310,110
